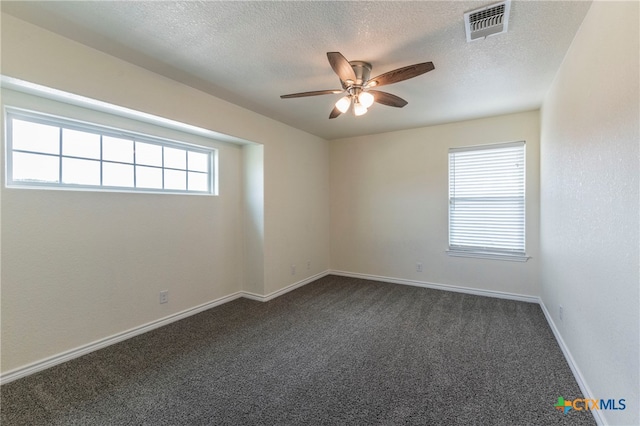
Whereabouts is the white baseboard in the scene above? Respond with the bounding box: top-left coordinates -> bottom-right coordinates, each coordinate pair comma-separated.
0,271 -> 330,385
242,270 -> 330,302
329,270 -> 540,303
0,291 -> 245,385
334,270 -> 603,424
539,301 -> 604,426
1,267 -> 597,425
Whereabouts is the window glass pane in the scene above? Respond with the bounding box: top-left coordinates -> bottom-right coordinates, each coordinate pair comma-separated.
188,171 -> 208,191
7,111 -> 215,195
103,162 -> 134,187
62,158 -> 100,185
12,152 -> 59,183
164,147 -> 186,169
12,119 -> 60,155
136,142 -> 162,166
103,136 -> 134,163
164,169 -> 186,190
188,151 -> 208,172
62,129 -> 100,159
136,165 -> 163,189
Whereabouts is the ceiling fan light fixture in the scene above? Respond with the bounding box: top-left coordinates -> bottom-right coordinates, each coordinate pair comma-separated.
353,102 -> 368,116
358,91 -> 375,108
335,96 -> 352,113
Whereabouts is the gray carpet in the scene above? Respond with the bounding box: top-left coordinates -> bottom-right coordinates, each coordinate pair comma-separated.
1,275 -> 594,425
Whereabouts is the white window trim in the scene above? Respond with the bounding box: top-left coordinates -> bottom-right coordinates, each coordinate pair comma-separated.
1,75 -> 251,146
446,249 -> 530,262
5,107 -> 217,195
447,140 -> 530,262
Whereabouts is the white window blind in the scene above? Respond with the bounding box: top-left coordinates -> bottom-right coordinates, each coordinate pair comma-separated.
448,141 -> 526,260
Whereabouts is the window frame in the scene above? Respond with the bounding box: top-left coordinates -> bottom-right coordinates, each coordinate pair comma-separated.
5,108 -> 217,195
447,140 -> 529,262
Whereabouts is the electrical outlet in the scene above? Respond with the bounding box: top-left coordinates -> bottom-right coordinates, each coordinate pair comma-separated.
416,262 -> 423,272
559,305 -> 563,321
159,290 -> 169,304
290,264 -> 296,275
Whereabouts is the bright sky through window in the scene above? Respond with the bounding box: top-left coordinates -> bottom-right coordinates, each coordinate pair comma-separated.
6,110 -> 215,194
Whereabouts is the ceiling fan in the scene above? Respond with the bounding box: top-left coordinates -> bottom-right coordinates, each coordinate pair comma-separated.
280,52 -> 435,119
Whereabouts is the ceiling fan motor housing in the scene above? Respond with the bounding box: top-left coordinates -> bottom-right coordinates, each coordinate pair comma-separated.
347,61 -> 372,86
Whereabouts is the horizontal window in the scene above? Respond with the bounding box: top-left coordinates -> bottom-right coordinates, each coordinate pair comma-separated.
5,109 -> 216,195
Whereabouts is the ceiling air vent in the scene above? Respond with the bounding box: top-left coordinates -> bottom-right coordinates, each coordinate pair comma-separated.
464,1 -> 511,42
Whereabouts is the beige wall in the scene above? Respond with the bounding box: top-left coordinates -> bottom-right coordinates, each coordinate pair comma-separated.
3,8 -> 637,420
0,14 -> 330,374
262,131 -> 330,295
243,143 -> 265,295
540,2 -> 639,424
330,110 -> 540,297
1,89 -> 245,372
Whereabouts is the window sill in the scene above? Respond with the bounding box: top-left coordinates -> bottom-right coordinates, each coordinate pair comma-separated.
446,250 -> 531,262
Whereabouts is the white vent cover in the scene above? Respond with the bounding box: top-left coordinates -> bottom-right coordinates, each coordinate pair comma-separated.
464,1 -> 511,42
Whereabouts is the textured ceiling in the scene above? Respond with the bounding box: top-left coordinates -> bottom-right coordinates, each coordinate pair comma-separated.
1,1 -> 592,140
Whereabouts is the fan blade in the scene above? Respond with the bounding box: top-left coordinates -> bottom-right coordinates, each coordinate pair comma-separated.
327,52 -> 357,83
281,89 -> 343,99
366,62 -> 434,88
329,106 -> 342,119
369,90 -> 408,108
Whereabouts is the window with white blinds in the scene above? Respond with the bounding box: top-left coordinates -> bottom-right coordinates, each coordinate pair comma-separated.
448,141 -> 527,261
